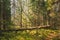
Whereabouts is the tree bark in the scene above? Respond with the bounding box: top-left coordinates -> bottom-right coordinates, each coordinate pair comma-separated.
0,0 -> 11,30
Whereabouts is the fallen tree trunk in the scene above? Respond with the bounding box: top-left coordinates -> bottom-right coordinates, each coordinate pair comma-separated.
0,25 -> 50,32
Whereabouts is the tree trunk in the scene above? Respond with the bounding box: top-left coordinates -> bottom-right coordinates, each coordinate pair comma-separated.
0,0 -> 11,30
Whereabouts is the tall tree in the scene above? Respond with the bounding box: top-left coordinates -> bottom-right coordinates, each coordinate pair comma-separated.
0,0 -> 11,30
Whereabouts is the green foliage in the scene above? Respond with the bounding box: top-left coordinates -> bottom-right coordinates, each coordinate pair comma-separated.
0,0 -> 60,40
0,29 -> 60,40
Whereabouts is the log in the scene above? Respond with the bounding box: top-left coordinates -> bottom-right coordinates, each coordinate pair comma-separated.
0,25 -> 50,32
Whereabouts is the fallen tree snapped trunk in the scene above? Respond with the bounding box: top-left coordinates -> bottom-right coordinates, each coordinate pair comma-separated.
0,25 -> 50,32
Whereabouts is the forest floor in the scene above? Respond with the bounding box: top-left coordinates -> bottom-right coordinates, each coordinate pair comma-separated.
0,29 -> 60,40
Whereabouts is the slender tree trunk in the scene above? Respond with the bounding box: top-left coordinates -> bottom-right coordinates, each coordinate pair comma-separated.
0,0 -> 11,30
0,0 -> 4,30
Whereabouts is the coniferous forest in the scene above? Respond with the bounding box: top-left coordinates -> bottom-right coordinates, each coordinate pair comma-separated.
0,0 -> 60,40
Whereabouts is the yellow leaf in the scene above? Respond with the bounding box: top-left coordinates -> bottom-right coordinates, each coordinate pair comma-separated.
49,12 -> 56,18
47,7 -> 51,10
29,30 -> 36,35
20,37 -> 25,40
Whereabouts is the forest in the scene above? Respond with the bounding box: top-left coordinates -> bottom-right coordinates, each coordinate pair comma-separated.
0,0 -> 60,40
